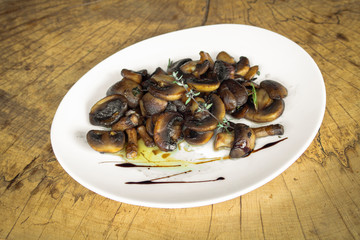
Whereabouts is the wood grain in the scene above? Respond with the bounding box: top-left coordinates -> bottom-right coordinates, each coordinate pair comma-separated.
0,0 -> 359,239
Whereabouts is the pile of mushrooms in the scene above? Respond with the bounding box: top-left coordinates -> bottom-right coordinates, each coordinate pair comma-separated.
86,51 -> 288,159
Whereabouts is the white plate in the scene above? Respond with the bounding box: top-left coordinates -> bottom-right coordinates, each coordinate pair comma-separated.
51,24 -> 326,208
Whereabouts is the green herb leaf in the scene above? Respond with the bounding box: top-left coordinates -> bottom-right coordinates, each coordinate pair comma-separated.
205,103 -> 213,109
185,97 -> 191,105
250,83 -> 258,111
132,86 -> 141,96
256,70 -> 261,76
168,58 -> 173,69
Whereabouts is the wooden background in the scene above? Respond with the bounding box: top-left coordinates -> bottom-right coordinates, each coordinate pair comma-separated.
1,0 -> 359,239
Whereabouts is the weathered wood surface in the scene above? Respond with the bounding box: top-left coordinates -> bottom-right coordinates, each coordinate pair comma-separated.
0,0 -> 359,239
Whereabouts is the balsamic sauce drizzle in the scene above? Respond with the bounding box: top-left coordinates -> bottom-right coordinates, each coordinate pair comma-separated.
100,137 -> 287,184
125,170 -> 225,185
115,162 -> 181,168
252,137 -> 288,153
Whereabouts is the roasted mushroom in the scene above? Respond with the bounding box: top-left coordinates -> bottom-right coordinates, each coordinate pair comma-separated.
184,94 -> 226,132
86,130 -> 126,153
235,56 -> 250,77
167,58 -> 192,74
244,99 -> 285,123
216,51 -> 236,64
139,92 -> 168,116
153,112 -> 184,152
213,60 -> 235,82
260,80 -> 288,99
137,125 -> 155,147
186,75 -> 220,92
111,110 -> 140,131
199,51 -> 214,69
214,124 -> 284,151
89,94 -> 128,127
184,128 -> 214,146
230,123 -> 256,158
121,69 -> 144,84
218,79 -> 248,113
244,65 -> 259,81
125,128 -> 138,158
107,78 -> 143,109
149,71 -> 186,101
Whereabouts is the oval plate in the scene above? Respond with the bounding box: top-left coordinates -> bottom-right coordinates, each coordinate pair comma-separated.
51,24 -> 326,208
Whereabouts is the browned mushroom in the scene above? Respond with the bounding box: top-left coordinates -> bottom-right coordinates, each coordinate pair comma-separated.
121,69 -> 143,84
244,99 -> 285,123
235,56 -> 250,77
186,75 -> 220,92
153,112 -> 184,152
111,110 -> 140,131
192,60 -> 210,78
137,125 -> 155,147
184,94 -> 226,132
86,130 -> 126,153
199,51 -> 214,69
213,60 -> 235,81
244,65 -> 259,81
229,123 -> 256,158
183,128 -> 214,146
149,71 -> 186,101
218,79 -> 248,113
252,124 -> 284,138
256,88 -> 273,111
125,128 -> 138,158
216,51 -> 236,64
214,124 -> 284,151
107,78 -> 143,109
167,58 -> 192,74
139,92 -> 168,116
89,94 -> 128,127
260,80 -> 288,99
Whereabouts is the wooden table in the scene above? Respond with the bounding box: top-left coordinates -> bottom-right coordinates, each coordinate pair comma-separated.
1,0 -> 359,239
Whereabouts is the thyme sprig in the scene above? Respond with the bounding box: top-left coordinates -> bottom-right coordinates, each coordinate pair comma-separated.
172,71 -> 232,132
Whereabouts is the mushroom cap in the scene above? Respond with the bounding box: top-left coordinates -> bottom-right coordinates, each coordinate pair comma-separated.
235,56 -> 250,77
86,130 -> 126,153
148,72 -> 186,101
167,58 -> 192,74
106,78 -> 143,109
139,92 -> 168,116
184,94 -> 226,132
260,80 -> 288,99
213,60 -> 235,82
184,128 -> 214,146
219,79 -> 248,113
244,99 -> 285,123
89,94 -> 128,127
216,51 -> 236,64
186,76 -> 220,92
214,131 -> 234,150
230,123 -> 255,158
153,112 -> 184,152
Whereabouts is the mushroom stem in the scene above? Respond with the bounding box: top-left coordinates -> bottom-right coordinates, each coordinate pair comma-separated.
252,124 -> 284,138
213,124 -> 285,150
137,125 -> 155,148
125,128 -> 138,158
111,112 -> 139,131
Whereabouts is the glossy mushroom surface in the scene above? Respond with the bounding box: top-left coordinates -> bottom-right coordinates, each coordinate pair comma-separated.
106,78 -> 143,109
153,112 -> 184,152
230,123 -> 256,158
184,94 -> 226,132
86,130 -> 126,153
89,94 -> 128,127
